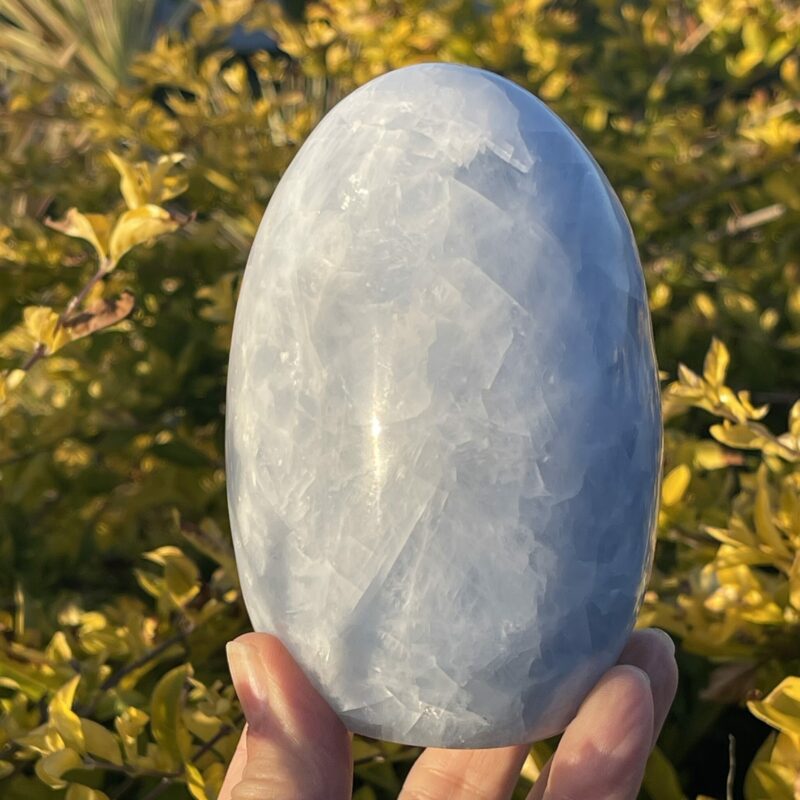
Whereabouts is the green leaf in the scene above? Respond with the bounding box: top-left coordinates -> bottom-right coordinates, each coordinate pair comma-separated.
45,209 -> 112,261
48,675 -> 85,753
754,465 -> 789,558
642,745 -> 686,800
662,464 -> 691,507
703,337 -> 729,388
150,664 -> 193,769
80,719 -> 122,766
34,748 -> 82,789
748,677 -> 800,737
108,205 -> 180,266
185,763 -> 208,800
23,306 -> 72,354
65,786 -> 110,800
710,422 -> 768,451
0,653 -> 61,700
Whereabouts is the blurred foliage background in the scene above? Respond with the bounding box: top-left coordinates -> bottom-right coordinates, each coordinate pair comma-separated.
0,0 -> 798,797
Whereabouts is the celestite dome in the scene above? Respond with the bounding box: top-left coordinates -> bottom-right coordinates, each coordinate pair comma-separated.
226,62 -> 662,748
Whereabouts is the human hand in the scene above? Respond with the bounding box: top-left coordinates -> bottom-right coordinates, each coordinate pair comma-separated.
220,628 -> 678,799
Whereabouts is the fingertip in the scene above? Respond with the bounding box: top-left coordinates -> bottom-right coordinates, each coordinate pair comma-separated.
619,628 -> 679,746
227,632 -> 347,741
542,665 -> 655,798
228,631 -> 286,667
585,664 -> 655,749
566,663 -> 655,758
224,634 -> 352,800
622,627 -> 675,660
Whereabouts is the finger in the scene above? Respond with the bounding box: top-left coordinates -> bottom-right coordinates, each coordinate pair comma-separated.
527,665 -> 654,800
221,632 -> 351,800
528,628 -> 678,798
218,729 -> 247,800
617,628 -> 678,746
398,742 -> 529,800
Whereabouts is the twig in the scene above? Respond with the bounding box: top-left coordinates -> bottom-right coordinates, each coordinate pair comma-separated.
191,713 -> 244,763
101,629 -> 190,692
662,156 -> 798,214
109,775 -> 136,800
83,757 -> 178,781
58,262 -> 111,329
649,13 -> 719,98
139,776 -> 171,800
138,713 -> 245,800
707,203 -> 786,242
20,343 -> 46,371
80,623 -> 194,717
726,734 -> 736,800
12,260 -> 110,377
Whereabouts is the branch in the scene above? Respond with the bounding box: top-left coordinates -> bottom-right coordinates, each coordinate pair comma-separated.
58,261 -> 111,330
707,203 -> 786,242
649,12 -> 720,98
13,260 -> 110,377
79,621 -> 194,717
662,156 -> 798,214
139,713 -> 245,800
20,343 -> 46,371
99,627 -> 192,692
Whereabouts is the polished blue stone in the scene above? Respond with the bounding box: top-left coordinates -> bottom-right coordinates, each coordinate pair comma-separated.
226,62 -> 662,748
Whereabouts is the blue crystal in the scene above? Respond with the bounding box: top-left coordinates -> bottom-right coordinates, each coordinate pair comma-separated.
226,63 -> 662,748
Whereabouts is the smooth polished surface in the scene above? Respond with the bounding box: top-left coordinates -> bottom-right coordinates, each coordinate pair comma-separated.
226,63 -> 662,748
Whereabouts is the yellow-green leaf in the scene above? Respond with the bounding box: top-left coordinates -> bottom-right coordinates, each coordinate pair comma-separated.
642,745 -> 686,800
108,151 -> 149,210
185,762 -> 208,800
108,205 -> 180,266
754,465 -> 789,558
743,732 -> 797,800
710,422 -> 767,451
115,707 -> 149,762
14,722 -> 64,755
80,719 -> 122,766
108,151 -> 187,209
703,337 -> 730,387
45,209 -> 112,261
23,306 -> 72,355
520,740 -> 554,783
789,400 -> 800,438
789,553 -> 800,612
34,747 -> 83,789
748,677 -> 800,739
149,154 -> 188,204
66,786 -> 110,800
662,464 -> 691,507
150,664 -> 193,768
45,631 -> 73,663
49,676 -> 85,753
3,369 -> 26,391
693,441 -> 736,470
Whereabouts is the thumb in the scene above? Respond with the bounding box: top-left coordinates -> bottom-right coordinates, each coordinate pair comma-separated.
219,633 -> 352,800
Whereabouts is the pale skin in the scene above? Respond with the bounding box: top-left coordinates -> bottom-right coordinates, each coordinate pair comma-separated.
220,628 -> 678,800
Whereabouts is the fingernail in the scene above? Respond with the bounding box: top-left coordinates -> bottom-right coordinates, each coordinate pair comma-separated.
227,639 -> 271,730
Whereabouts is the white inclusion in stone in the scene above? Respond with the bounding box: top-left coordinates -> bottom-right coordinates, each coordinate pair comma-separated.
226,62 -> 662,748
